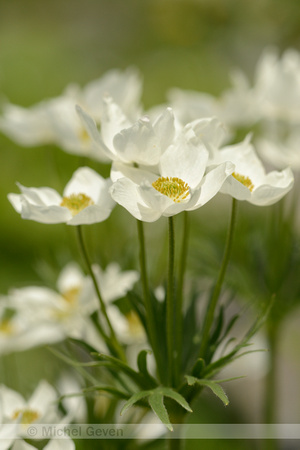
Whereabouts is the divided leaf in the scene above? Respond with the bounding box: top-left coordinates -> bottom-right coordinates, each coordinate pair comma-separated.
185,376 -> 229,406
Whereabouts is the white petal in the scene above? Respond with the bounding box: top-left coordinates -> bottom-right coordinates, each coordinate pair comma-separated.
100,96 -> 131,148
110,178 -> 160,222
75,105 -> 113,161
152,107 -> 176,152
159,135 -> 208,188
0,386 -> 25,418
28,380 -> 57,414
189,162 -> 235,209
19,200 -> 71,224
63,167 -> 107,200
16,184 -> 62,206
113,117 -> 161,165
67,204 -> 113,225
57,263 -> 85,293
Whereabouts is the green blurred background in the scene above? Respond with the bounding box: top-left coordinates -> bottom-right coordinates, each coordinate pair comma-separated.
1,1 -> 300,448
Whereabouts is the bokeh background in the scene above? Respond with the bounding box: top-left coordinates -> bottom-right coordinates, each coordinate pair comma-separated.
1,1 -> 300,449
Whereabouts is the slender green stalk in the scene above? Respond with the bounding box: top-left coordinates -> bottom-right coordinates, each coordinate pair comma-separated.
264,323 -> 279,450
174,211 -> 189,386
199,198 -> 237,357
167,216 -> 175,386
76,225 -> 125,361
136,220 -> 162,379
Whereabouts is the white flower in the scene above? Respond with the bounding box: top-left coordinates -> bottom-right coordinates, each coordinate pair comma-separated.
213,136 -> 294,205
8,167 -> 115,225
253,48 -> 300,123
256,127 -> 300,171
0,68 -> 142,161
110,128 -> 234,222
77,103 -> 177,166
92,262 -> 139,303
7,262 -> 139,351
0,381 -> 64,445
0,297 -> 64,355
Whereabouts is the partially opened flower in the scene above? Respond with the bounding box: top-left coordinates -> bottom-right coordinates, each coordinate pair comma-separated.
8,166 -> 115,225
213,136 -> 294,205
77,102 -> 176,166
110,131 -> 234,222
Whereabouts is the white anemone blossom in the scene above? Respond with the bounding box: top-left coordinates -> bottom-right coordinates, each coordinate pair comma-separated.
110,127 -> 234,222
0,297 -> 64,355
212,136 -> 294,205
0,381 -> 63,442
256,127 -> 300,172
8,262 -> 139,350
77,102 -> 177,166
0,68 -> 142,161
8,167 -> 115,225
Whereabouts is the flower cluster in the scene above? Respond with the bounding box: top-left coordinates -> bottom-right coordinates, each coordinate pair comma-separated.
0,50 -> 298,448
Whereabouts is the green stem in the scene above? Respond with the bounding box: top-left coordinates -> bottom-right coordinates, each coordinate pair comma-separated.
136,220 -> 162,380
263,323 -> 279,450
76,225 -> 125,361
167,216 -> 175,386
199,198 -> 237,358
174,211 -> 189,386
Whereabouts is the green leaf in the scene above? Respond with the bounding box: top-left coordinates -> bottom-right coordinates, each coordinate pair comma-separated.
191,358 -> 206,378
137,350 -> 158,387
91,353 -> 150,389
185,376 -> 229,406
159,388 -> 192,412
120,390 -> 152,416
148,392 -> 173,431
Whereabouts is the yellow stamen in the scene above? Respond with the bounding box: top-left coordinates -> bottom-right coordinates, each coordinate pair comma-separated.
232,172 -> 254,192
0,319 -> 13,335
152,177 -> 190,203
60,193 -> 94,216
12,409 -> 40,424
126,311 -> 144,337
62,287 -> 81,304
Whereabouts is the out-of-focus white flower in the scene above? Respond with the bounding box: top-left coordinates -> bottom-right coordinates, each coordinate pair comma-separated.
0,298 -> 64,355
257,128 -> 300,171
254,48 -> 300,123
8,167 -> 115,225
0,68 -> 142,161
168,70 -> 261,129
0,380 -> 63,444
6,262 -> 139,351
77,103 -> 177,166
110,125 -> 234,222
213,136 -> 294,205
92,263 -> 139,303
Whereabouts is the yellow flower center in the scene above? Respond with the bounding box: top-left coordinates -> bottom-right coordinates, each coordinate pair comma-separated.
62,287 -> 81,304
12,409 -> 40,424
232,172 -> 254,192
0,319 -> 14,335
152,177 -> 190,203
60,193 -> 94,216
125,311 -> 144,337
